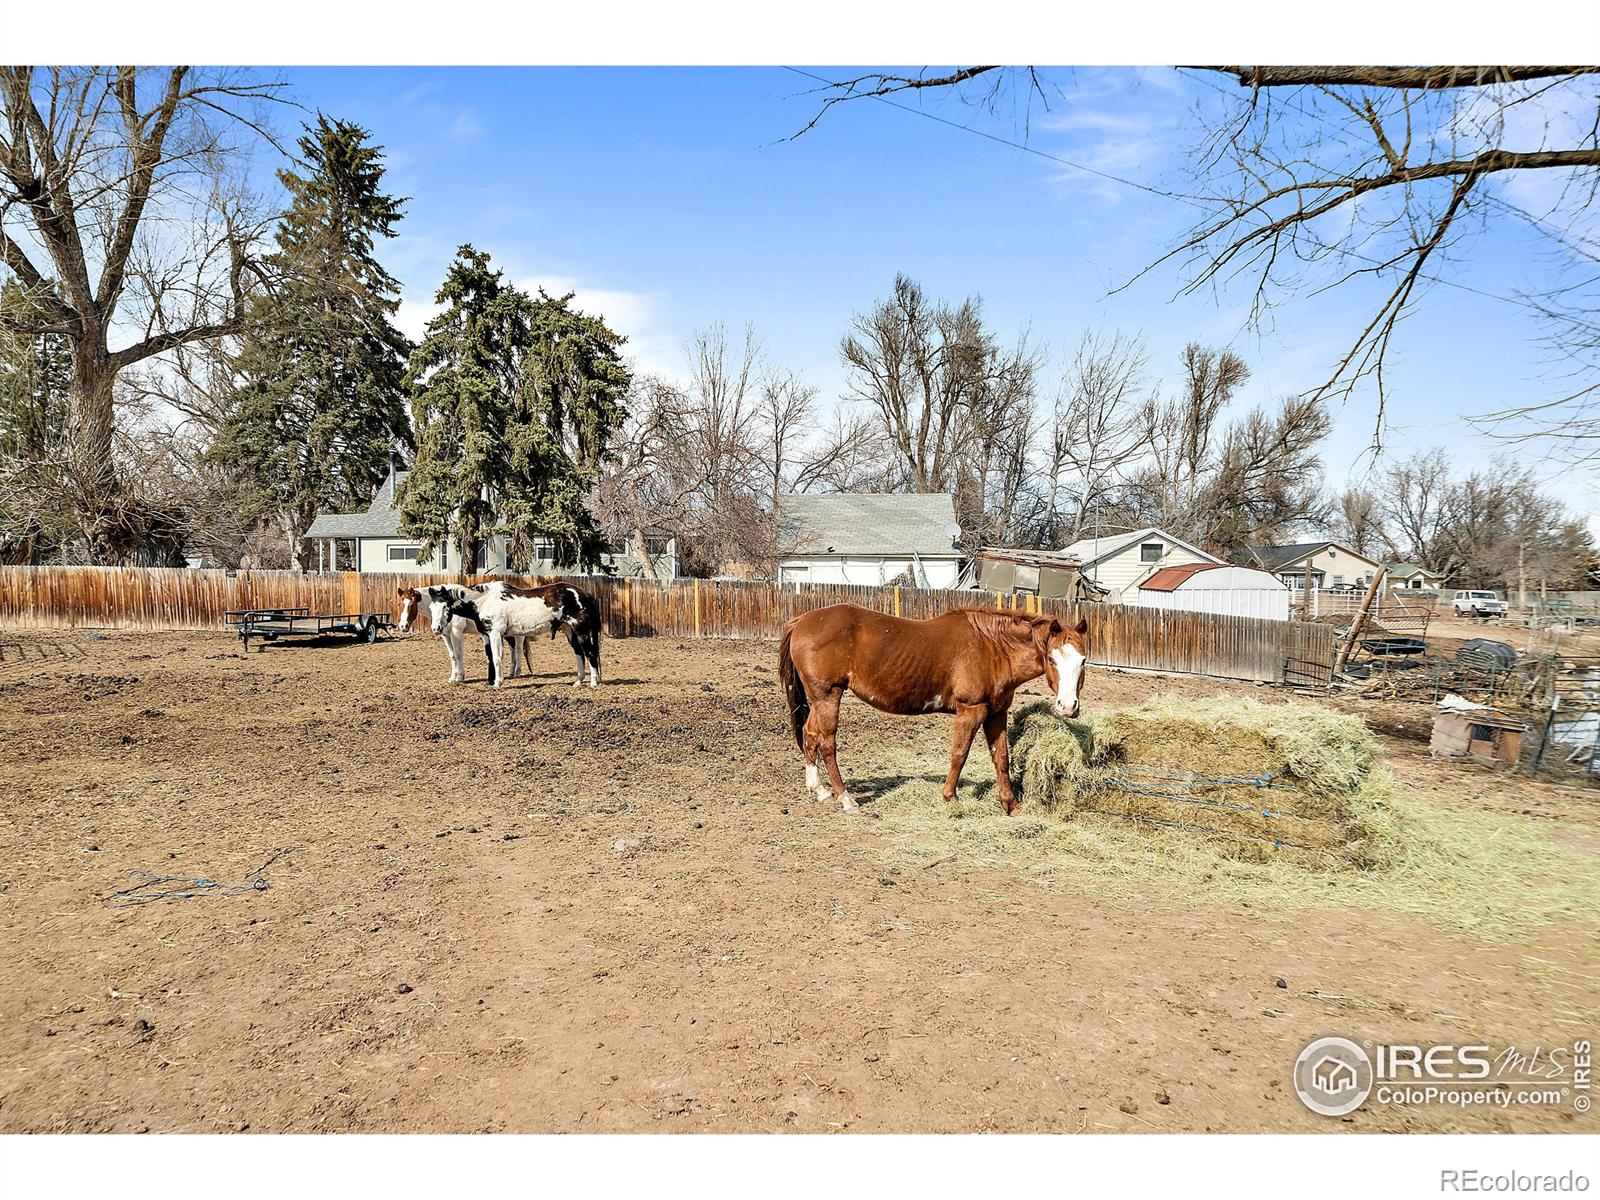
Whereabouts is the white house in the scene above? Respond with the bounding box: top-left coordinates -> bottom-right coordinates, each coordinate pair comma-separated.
1242,540 -> 1384,592
1059,526 -> 1223,602
305,463 -> 677,577
1134,562 -> 1291,620
1385,561 -> 1446,592
776,493 -> 964,588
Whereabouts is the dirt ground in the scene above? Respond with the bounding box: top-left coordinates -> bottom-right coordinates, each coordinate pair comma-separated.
1,625 -> 1595,1133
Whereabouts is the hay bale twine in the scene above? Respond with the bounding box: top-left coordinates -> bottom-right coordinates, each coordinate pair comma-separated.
1008,695 -> 1384,867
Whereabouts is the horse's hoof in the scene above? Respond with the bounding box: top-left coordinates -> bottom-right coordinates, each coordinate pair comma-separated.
814,785 -> 833,803
839,793 -> 859,812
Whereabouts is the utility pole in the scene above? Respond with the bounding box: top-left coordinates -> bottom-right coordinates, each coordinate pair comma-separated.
1518,537 -> 1527,613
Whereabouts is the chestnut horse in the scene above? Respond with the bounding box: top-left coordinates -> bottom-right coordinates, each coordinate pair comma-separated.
778,604 -> 1089,814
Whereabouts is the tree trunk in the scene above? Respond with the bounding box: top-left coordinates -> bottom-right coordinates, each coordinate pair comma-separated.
283,509 -> 313,572
66,343 -> 130,564
631,523 -> 669,592
459,533 -> 482,580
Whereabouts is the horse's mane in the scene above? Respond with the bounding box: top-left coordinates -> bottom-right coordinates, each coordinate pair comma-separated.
959,608 -> 1048,646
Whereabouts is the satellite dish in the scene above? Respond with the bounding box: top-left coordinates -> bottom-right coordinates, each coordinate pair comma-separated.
945,521 -> 962,540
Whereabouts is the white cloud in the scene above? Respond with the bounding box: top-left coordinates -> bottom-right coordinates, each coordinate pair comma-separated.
394,271 -> 673,379
516,274 -> 674,375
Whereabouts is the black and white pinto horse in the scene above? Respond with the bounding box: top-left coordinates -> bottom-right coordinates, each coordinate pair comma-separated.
396,584 -> 535,684
431,580 -> 602,689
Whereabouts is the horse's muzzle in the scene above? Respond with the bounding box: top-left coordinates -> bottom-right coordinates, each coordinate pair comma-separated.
1055,700 -> 1080,719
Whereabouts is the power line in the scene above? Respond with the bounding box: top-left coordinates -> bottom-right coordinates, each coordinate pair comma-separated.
780,66 -> 1184,204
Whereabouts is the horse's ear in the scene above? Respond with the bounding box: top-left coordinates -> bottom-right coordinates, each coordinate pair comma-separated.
1032,616 -> 1059,650
1075,616 -> 1089,636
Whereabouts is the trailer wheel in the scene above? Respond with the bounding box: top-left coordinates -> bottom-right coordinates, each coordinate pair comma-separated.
363,621 -> 379,644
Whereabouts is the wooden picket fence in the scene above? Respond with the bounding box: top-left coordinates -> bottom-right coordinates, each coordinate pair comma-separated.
0,566 -> 1337,685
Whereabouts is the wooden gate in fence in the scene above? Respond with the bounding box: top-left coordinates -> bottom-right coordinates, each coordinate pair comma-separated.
0,566 -> 1337,685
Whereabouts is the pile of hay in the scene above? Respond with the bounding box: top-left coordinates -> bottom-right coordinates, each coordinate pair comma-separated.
1007,695 -> 1387,867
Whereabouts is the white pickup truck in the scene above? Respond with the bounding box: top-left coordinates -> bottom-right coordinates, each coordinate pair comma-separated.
1452,589 -> 1509,619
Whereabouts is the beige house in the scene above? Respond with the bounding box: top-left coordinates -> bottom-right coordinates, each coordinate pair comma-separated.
1241,541 -> 1384,592
1059,526 -> 1223,602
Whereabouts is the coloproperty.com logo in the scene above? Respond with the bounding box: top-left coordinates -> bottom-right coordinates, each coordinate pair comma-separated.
1293,1036 -> 1592,1117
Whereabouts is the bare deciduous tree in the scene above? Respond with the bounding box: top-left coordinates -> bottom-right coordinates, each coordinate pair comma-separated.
0,66 -> 283,561
1380,448 -> 1455,574
1041,331 -> 1156,543
1134,343 -> 1252,536
1331,485 -> 1390,559
840,274 -> 1039,546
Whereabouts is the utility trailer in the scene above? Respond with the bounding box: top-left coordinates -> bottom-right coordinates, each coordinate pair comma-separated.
224,607 -> 394,654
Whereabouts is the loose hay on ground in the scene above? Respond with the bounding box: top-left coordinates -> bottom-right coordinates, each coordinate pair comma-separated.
869,694 -> 1600,935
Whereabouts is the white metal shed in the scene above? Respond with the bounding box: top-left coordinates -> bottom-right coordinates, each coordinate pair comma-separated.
1135,563 -> 1290,621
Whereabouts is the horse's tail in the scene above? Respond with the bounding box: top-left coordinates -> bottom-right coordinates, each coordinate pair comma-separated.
778,620 -> 808,751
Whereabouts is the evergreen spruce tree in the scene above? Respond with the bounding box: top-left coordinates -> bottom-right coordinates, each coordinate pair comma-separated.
400,246 -> 525,571
400,247 -> 630,572
213,115 -> 412,569
501,290 -> 630,568
0,280 -> 74,561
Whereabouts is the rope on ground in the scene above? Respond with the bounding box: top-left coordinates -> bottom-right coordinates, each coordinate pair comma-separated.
1102,767 -> 1299,820
102,846 -> 299,907
1086,810 -> 1317,852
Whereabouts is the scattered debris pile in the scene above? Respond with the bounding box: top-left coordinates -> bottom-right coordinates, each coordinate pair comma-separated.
1429,695 -> 1527,768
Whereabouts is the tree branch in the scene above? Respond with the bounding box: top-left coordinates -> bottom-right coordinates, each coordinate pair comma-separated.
1195,66 -> 1600,90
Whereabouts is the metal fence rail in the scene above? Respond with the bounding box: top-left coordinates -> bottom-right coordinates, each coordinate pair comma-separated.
0,566 -> 1338,685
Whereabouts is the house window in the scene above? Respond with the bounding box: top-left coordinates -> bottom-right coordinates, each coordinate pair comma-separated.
1140,542 -> 1162,562
387,544 -> 422,564
1333,574 -> 1345,587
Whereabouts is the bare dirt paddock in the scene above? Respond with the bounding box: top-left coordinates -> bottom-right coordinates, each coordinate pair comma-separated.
1,627 -> 1595,1134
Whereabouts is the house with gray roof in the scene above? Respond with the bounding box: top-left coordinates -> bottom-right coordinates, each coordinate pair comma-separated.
1238,540 -> 1383,592
305,461 -> 676,577
775,492 -> 964,588
304,465 -> 476,573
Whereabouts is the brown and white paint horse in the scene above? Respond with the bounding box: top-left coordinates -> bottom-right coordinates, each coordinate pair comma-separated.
437,580 -> 602,688
778,604 -> 1089,813
396,584 -> 532,683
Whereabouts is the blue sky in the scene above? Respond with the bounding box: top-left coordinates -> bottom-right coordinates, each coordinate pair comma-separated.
274,66 -> 1596,521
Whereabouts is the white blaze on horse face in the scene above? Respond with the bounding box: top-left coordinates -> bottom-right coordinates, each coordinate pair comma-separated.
426,592 -> 453,635
1049,644 -> 1086,718
396,594 -> 415,632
